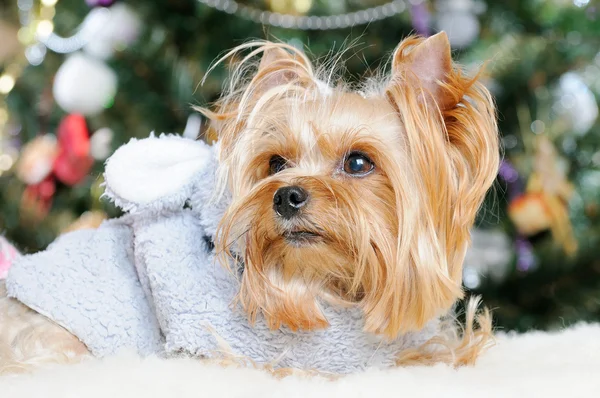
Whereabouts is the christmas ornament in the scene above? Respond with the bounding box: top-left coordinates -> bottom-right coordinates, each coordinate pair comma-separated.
61,210 -> 107,234
508,193 -> 554,236
82,4 -> 141,60
198,0 -> 408,30
53,52 -> 117,116
552,72 -> 598,136
0,236 -> 20,280
86,0 -> 117,7
498,160 -> 538,272
20,175 -> 56,223
90,127 -> 114,160
15,134 -> 58,185
508,136 -> 578,255
435,0 -> 483,48
53,114 -> 93,186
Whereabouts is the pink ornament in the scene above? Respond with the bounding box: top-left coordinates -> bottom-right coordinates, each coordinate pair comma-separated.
0,236 -> 20,279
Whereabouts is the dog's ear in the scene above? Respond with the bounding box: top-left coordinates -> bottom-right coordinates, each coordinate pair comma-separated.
374,33 -> 499,337
390,32 -> 456,110
257,47 -> 296,88
252,45 -> 312,94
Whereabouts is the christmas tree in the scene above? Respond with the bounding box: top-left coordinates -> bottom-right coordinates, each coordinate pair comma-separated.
1,0 -> 599,332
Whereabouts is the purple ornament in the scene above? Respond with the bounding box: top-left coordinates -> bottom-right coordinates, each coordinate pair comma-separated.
86,0 -> 116,7
410,2 -> 431,37
515,237 -> 536,272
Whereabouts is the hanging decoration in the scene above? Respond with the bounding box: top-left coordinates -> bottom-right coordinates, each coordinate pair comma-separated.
15,114 -> 93,188
81,4 -> 141,60
53,114 -> 93,186
498,160 -> 538,272
2,0 -> 139,176
4,1 -> 140,223
16,114 -> 93,221
7,1 -> 139,117
50,3 -> 140,115
508,135 -> 578,255
53,52 -> 117,116
268,0 -> 313,15
197,0 -> 409,30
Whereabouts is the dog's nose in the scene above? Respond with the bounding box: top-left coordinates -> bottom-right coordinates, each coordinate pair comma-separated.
273,186 -> 308,219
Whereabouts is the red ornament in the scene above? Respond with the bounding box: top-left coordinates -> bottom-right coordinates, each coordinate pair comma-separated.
52,114 -> 93,185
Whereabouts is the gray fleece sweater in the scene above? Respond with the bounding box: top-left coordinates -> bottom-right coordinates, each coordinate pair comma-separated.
6,134 -> 439,374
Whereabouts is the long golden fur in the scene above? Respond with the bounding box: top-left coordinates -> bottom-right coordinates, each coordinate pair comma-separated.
1,32 -> 499,373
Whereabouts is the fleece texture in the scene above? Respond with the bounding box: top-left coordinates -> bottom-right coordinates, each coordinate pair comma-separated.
5,134 -> 440,374
1,323 -> 599,397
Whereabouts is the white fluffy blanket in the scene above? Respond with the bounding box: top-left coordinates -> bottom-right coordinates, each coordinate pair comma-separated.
1,323 -> 598,397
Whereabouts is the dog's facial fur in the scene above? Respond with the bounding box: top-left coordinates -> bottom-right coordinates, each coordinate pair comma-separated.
200,33 -> 499,338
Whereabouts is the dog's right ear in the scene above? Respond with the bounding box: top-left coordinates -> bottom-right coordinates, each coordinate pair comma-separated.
251,44 -> 313,95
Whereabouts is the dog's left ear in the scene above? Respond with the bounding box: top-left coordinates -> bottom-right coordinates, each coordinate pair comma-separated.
373,32 -> 499,337
390,32 -> 456,110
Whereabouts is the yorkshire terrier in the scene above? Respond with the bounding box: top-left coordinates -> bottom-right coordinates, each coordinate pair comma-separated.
0,32 -> 499,373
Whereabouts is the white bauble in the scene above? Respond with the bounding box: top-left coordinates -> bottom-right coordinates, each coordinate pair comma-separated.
83,4 -> 141,60
553,72 -> 598,136
53,52 -> 117,116
90,127 -> 114,160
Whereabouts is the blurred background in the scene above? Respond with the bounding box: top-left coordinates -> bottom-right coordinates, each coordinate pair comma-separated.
0,0 -> 599,332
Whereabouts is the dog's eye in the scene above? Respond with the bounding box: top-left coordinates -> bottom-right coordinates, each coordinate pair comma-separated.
269,155 -> 288,175
343,152 -> 374,176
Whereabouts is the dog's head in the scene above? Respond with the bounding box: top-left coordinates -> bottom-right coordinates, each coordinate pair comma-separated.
199,32 -> 498,338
